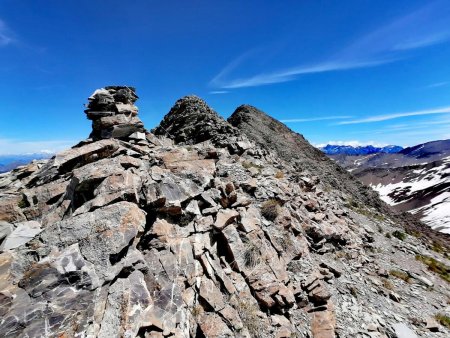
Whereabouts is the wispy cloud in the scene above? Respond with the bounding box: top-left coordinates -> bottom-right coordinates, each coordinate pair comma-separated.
215,59 -> 391,89
393,32 -> 450,50
425,81 -> 448,88
211,2 -> 450,89
280,115 -> 352,123
337,106 -> 450,125
209,90 -> 229,94
0,19 -> 14,47
0,139 -> 75,155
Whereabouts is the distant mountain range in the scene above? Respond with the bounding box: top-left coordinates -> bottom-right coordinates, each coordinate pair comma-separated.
320,144 -> 403,155
322,139 -> 450,233
0,153 -> 53,173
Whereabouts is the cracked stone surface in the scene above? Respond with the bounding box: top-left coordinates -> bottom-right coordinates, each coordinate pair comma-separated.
0,86 -> 449,337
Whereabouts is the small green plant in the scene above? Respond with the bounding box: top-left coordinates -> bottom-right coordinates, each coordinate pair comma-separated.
392,230 -> 407,241
389,269 -> 411,283
261,199 -> 280,221
435,313 -> 450,329
17,196 -> 29,209
385,232 -> 392,239
416,255 -> 450,283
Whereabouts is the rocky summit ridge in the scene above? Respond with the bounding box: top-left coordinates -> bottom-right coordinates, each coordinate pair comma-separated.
0,86 -> 449,338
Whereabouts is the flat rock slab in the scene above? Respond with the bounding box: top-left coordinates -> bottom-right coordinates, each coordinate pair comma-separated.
0,221 -> 41,251
392,323 -> 418,338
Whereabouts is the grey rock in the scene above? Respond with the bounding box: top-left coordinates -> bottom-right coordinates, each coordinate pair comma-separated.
392,323 -> 418,338
0,221 -> 41,251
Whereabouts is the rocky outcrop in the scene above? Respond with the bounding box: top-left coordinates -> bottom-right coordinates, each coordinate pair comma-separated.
153,95 -> 241,146
0,88 -> 449,337
85,86 -> 145,141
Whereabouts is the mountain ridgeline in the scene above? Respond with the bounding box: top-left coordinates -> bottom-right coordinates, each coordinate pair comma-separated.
325,140 -> 450,234
0,87 -> 449,338
320,145 -> 403,156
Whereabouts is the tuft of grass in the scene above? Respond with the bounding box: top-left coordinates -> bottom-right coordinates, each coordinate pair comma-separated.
392,230 -> 407,241
243,242 -> 261,268
431,241 -> 445,254
385,232 -> 392,239
191,305 -> 203,319
407,229 -> 422,238
345,198 -> 385,222
416,255 -> 450,283
236,300 -> 264,337
275,171 -> 284,179
261,199 -> 280,221
389,269 -> 411,283
435,313 -> 450,329
382,278 -> 395,290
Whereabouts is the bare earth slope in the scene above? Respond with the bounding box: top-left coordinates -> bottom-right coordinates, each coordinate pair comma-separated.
0,88 -> 449,338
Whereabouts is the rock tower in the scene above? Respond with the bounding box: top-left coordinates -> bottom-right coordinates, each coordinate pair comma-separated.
85,86 -> 145,141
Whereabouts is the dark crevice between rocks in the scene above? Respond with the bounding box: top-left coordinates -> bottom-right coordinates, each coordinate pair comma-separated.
107,266 -> 135,287
195,326 -> 207,338
213,231 -> 236,271
46,193 -> 64,206
71,177 -> 105,211
137,325 -> 164,337
136,208 -> 158,251
109,237 -> 133,265
58,147 -> 117,175
17,194 -> 31,209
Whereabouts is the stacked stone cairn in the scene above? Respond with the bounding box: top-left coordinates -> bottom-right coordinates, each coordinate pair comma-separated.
85,86 -> 146,141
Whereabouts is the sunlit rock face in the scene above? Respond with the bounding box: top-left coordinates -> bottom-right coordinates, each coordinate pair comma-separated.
0,87 -> 449,338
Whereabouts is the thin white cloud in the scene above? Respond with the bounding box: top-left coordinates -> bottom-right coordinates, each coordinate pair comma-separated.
425,81 -> 448,88
280,115 -> 352,123
337,106 -> 450,125
0,139 -> 75,155
393,32 -> 450,50
216,59 -> 391,89
211,2 -> 450,89
209,90 -> 229,94
0,19 -> 14,47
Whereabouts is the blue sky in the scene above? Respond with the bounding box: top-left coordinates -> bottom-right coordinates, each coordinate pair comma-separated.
1,0 -> 450,154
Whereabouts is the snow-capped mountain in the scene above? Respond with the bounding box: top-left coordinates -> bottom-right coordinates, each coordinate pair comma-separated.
324,139 -> 450,234
320,144 -> 403,155
0,153 -> 53,173
358,157 -> 450,234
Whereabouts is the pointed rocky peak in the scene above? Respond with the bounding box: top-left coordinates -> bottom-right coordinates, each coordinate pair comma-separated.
85,86 -> 145,141
229,104 -> 307,141
153,95 -> 240,145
